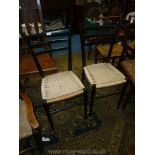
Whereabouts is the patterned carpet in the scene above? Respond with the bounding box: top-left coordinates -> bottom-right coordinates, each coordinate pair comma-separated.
22,53 -> 135,155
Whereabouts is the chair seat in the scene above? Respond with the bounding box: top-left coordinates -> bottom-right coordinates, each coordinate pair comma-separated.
41,71 -> 85,103
84,63 -> 126,88
97,43 -> 123,57
121,59 -> 135,86
127,41 -> 135,49
19,53 -> 57,79
19,99 -> 32,140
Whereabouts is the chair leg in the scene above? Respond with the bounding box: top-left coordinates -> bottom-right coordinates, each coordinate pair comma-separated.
42,100 -> 54,131
112,57 -> 115,65
82,70 -> 85,83
95,49 -> 98,64
89,85 -> 96,117
83,89 -> 88,119
122,85 -> 134,109
117,82 -> 127,109
33,128 -> 43,154
88,45 -> 92,59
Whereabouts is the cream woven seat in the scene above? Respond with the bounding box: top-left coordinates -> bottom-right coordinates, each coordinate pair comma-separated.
84,63 -> 126,88
41,71 -> 84,103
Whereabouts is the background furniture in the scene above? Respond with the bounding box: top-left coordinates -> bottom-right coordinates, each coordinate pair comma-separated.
19,91 -> 43,154
19,0 -> 58,81
95,16 -> 124,65
40,0 -> 74,28
118,22 -> 135,109
19,37 -> 57,79
19,0 -> 45,36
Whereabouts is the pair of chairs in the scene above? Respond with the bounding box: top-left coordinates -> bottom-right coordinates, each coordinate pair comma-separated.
21,21 -> 134,132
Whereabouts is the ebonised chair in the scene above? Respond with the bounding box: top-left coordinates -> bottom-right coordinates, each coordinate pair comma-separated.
118,23 -> 135,109
19,91 -> 43,154
80,21 -> 127,116
23,26 -> 88,131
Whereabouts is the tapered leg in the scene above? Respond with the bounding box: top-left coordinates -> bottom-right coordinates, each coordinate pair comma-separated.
82,70 -> 85,83
83,89 -> 88,119
112,57 -> 115,65
89,85 -> 96,117
42,100 -> 54,131
122,85 -> 134,109
33,128 -> 43,154
95,49 -> 98,64
117,82 -> 127,109
88,45 -> 92,59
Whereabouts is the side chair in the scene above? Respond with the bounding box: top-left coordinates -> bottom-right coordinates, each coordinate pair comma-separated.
23,26 -> 88,131
80,21 -> 127,116
19,91 -> 43,154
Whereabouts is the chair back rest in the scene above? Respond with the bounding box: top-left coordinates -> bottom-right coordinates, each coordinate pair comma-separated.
22,26 -> 72,78
19,0 -> 45,36
119,23 -> 135,63
80,21 -> 119,67
124,22 -> 135,44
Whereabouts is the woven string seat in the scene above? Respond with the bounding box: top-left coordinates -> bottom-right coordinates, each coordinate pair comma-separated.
84,63 -> 126,88
41,71 -> 85,103
97,43 -> 123,57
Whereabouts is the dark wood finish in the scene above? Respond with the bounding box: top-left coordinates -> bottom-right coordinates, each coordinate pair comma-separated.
89,84 -> 96,117
22,28 -> 72,78
119,22 -> 135,64
83,89 -> 88,119
42,100 -> 54,131
80,21 -> 119,67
